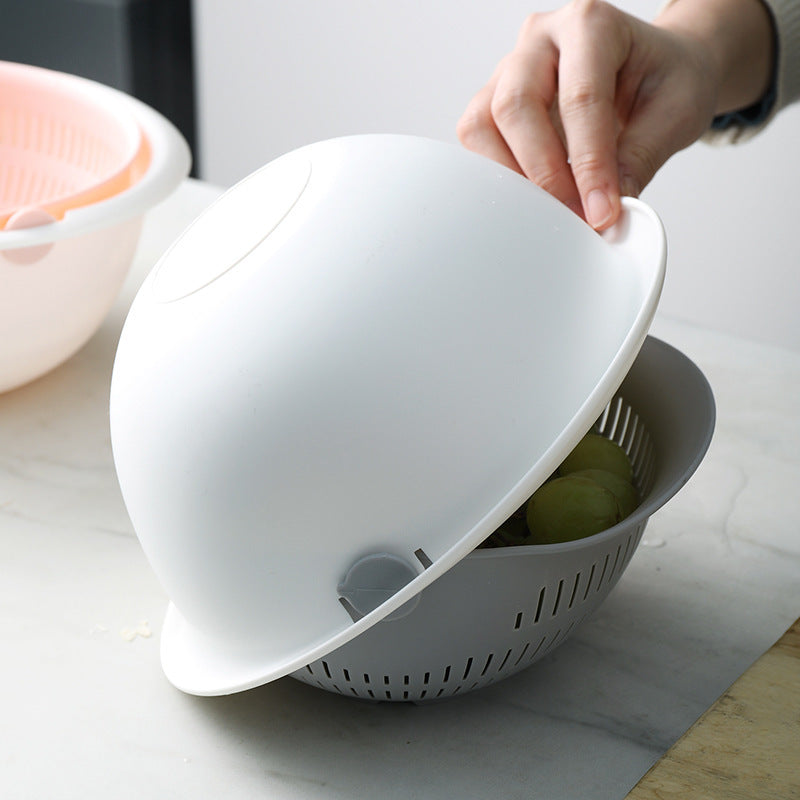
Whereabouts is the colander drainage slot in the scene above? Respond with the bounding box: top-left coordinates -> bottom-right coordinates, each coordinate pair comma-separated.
529,634 -> 547,661
596,553 -> 610,590
414,548 -> 433,569
552,580 -> 564,616
497,649 -> 512,672
610,544 -> 622,579
568,573 -> 581,608
534,586 -> 546,623
621,535 -> 633,568
628,420 -> 645,467
584,564 -> 596,601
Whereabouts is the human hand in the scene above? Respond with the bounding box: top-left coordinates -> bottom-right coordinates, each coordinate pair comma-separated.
457,0 -> 747,229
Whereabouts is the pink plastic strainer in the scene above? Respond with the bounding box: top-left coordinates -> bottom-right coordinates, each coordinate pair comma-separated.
0,61 -> 149,229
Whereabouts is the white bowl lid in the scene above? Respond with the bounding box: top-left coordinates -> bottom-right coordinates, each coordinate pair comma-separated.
110,135 -> 665,695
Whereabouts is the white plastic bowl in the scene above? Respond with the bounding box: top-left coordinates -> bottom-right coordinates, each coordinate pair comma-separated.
0,62 -> 190,393
111,135 -> 670,698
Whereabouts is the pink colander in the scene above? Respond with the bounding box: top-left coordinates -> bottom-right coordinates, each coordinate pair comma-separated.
0,61 -> 189,393
0,60 -> 149,230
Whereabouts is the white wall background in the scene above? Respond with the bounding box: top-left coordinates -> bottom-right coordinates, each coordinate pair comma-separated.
192,0 -> 800,351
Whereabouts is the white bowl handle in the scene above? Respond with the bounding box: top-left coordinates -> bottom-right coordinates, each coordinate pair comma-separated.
601,196 -> 667,281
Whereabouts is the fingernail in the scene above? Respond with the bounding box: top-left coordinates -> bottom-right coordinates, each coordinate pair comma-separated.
586,189 -> 613,230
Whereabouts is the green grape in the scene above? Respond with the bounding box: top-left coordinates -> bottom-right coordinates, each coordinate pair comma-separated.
526,475 -> 620,544
480,503 -> 531,548
571,468 -> 639,519
559,433 -> 633,483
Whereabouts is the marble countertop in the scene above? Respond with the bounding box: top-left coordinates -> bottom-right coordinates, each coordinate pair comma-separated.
2,180 -> 798,799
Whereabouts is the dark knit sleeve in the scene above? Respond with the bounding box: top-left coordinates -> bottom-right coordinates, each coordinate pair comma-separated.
703,0 -> 800,143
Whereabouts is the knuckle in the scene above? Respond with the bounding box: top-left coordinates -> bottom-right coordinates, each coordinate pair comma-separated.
568,0 -> 611,22
568,150 -> 608,182
559,82 -> 606,120
563,1 -> 624,54
456,102 -> 493,145
518,11 -> 544,39
527,157 -> 571,195
490,84 -> 530,126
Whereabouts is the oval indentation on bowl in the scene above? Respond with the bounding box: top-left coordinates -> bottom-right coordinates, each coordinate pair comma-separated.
152,156 -> 311,303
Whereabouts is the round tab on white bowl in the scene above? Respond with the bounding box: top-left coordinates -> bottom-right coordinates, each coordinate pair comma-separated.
152,156 -> 312,302
337,553 -> 422,622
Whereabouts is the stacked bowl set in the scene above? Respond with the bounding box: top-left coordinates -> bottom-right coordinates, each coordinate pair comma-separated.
2,64 -> 714,703
0,61 -> 190,392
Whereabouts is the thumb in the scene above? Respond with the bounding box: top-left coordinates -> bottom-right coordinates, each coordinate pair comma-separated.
616,135 -> 663,200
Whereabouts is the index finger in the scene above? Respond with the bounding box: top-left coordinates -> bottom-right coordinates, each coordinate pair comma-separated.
489,43 -> 583,217
555,7 -> 629,228
457,59 -> 534,177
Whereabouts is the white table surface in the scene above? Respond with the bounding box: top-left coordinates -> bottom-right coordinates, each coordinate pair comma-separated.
2,180 -> 799,800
